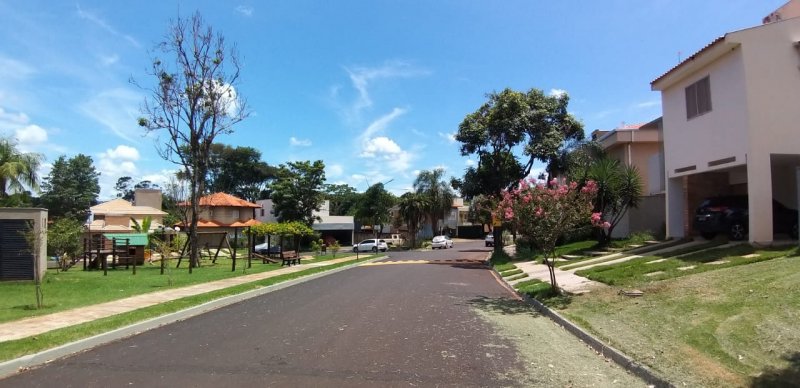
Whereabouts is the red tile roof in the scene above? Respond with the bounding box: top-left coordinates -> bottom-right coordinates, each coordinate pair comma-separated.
175,219 -> 262,228
179,192 -> 261,208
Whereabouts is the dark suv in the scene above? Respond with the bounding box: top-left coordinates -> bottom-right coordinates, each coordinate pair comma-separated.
693,196 -> 799,240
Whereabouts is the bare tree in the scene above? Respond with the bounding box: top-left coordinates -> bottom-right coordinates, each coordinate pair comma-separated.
136,12 -> 248,271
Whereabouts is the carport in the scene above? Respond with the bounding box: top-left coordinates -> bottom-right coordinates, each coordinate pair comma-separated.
666,154 -> 799,243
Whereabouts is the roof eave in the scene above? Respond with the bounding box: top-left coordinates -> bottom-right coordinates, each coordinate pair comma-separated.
651,38 -> 740,91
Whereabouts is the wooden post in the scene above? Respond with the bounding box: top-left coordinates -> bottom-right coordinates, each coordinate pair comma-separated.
232,228 -> 238,272
130,238 -> 136,275
247,227 -> 252,269
83,238 -> 88,270
100,236 -> 106,276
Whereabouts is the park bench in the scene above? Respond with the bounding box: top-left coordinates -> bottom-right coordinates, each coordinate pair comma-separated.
280,250 -> 300,267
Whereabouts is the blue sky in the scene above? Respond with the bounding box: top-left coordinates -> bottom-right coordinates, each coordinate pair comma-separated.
0,0 -> 786,199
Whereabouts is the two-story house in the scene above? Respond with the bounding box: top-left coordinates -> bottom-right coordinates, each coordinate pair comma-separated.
651,8 -> 800,244
255,199 -> 355,245
88,189 -> 167,233
591,118 -> 666,238
179,192 -> 261,247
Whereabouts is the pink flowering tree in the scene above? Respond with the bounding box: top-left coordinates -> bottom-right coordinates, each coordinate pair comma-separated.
498,178 -> 606,294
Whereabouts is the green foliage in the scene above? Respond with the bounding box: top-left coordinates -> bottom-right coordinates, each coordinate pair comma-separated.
354,183 -> 395,236
413,168 -> 453,235
47,218 -> 84,263
500,268 -> 523,277
324,184 -> 360,216
248,221 -> 316,239
205,143 -> 277,202
330,240 -> 341,258
269,160 -> 326,226
493,263 -> 517,272
586,158 -> 643,244
397,192 -> 429,248
505,273 -> 529,282
130,216 -> 153,233
0,137 -> 43,197
40,154 -> 100,223
453,88 -> 583,199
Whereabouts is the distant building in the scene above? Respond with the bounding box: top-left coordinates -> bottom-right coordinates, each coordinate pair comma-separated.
88,189 -> 167,233
255,200 -> 355,245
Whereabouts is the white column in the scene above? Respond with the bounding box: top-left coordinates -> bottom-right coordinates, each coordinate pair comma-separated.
666,176 -> 685,239
747,155 -> 773,244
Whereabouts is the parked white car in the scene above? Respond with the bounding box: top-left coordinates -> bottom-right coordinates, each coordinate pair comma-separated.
353,239 -> 388,252
431,235 -> 453,249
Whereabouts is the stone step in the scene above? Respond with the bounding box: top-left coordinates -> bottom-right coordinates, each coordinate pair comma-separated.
561,254 -> 583,260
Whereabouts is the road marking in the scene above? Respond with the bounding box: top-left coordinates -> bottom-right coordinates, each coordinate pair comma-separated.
360,259 -> 487,266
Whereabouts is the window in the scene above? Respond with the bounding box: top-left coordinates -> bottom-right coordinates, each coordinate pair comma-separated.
685,76 -> 712,119
260,209 -> 265,217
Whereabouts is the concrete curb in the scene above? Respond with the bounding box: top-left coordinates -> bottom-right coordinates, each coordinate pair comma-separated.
0,255 -> 385,379
489,263 -> 673,388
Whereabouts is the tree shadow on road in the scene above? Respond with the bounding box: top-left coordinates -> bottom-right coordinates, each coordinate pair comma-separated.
750,352 -> 800,387
467,296 -> 540,317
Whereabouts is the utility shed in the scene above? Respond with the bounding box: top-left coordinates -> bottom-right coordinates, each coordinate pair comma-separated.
0,208 -> 48,281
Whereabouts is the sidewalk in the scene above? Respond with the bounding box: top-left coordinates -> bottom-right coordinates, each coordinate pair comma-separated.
500,245 -> 605,294
0,256 -> 366,343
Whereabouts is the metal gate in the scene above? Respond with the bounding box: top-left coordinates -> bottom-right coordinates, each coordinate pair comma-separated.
0,219 -> 34,280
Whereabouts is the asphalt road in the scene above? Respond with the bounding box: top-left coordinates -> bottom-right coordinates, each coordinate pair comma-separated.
0,240 -> 643,387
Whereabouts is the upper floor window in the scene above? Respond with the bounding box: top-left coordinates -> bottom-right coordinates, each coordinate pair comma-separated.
685,76 -> 712,119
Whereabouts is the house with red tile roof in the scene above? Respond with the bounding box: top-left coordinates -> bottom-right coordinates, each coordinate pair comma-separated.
178,192 -> 262,248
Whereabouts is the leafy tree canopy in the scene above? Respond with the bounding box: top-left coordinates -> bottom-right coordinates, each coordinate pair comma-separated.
40,154 -> 100,223
454,88 -> 583,199
269,160 -> 326,226
206,143 -> 277,201
323,183 -> 360,216
354,183 -> 396,236
0,137 -> 43,198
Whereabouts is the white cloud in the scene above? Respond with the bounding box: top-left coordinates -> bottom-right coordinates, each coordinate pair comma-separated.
235,5 -> 254,16
99,54 -> 119,67
344,61 -> 429,114
359,136 -> 414,172
635,100 -> 661,109
465,159 -> 476,167
289,136 -> 312,147
438,131 -> 456,144
15,125 -> 48,146
549,88 -> 568,98
360,107 -> 406,141
75,4 -> 140,48
100,144 -> 140,161
0,56 -> 35,80
327,164 -> 344,178
0,107 -> 30,131
79,88 -> 143,142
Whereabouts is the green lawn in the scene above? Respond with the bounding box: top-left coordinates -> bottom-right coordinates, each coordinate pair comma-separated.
0,252 -> 356,324
550,247 -> 800,386
575,244 -> 797,286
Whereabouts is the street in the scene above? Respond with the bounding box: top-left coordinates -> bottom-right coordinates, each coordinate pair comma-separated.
0,240 -> 642,387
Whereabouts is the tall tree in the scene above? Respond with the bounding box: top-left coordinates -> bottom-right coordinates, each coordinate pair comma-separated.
0,137 -> 43,199
397,192 -> 428,248
206,143 -> 277,201
324,183 -> 360,216
414,168 -> 454,236
137,12 -> 247,269
354,183 -> 395,238
269,160 -> 326,227
40,154 -> 100,223
454,88 -> 583,251
115,176 -> 135,200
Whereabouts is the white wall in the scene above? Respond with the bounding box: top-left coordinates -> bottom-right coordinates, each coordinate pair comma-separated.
661,47 -> 750,179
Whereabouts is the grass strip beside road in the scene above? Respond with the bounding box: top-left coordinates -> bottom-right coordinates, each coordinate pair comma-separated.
0,253 -> 356,324
0,255 -> 375,363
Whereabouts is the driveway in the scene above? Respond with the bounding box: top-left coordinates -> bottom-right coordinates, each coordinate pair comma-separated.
0,240 -> 642,387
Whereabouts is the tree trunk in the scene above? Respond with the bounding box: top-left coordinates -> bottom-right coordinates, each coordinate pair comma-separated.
493,226 -> 503,254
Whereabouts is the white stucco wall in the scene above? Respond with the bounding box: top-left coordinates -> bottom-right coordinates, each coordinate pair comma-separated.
660,47 -> 750,179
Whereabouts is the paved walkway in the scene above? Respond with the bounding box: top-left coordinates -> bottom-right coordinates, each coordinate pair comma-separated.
508,260 -> 606,294
0,256 -> 368,343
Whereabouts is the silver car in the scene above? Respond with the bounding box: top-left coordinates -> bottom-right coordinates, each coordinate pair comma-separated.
431,235 -> 453,249
353,239 -> 388,252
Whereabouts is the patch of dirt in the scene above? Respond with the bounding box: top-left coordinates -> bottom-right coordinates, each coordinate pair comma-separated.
472,301 -> 646,387
678,345 -> 745,387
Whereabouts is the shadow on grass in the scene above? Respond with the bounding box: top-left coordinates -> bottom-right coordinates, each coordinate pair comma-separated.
467,296 -> 539,317
751,352 -> 800,387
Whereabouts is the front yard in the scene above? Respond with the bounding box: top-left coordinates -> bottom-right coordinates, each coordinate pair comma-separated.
526,243 -> 800,386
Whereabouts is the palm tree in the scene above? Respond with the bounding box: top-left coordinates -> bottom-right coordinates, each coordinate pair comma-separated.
0,137 -> 44,197
413,168 -> 454,236
398,192 -> 429,249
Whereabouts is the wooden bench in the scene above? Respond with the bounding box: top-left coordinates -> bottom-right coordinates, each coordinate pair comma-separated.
280,250 -> 300,267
